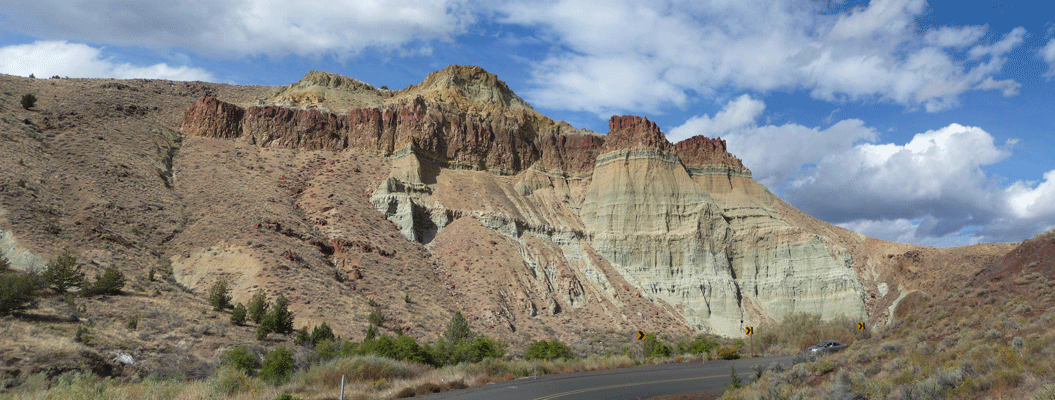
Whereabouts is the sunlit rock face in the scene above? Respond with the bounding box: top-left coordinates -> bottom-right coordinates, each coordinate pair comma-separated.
179,67 -> 869,337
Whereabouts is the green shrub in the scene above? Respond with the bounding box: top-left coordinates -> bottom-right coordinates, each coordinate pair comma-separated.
43,251 -> 85,293
717,346 -> 740,360
294,326 -> 311,346
1011,336 -> 1025,349
643,333 -> 672,358
309,339 -> 343,364
74,326 -> 90,344
126,315 -> 139,331
310,322 -> 335,345
221,346 -> 260,374
271,293 -> 294,334
274,394 -> 302,400
230,302 -> 247,326
391,335 -> 435,365
257,313 -> 275,340
82,266 -> 125,296
364,324 -> 379,341
256,293 -> 294,339
248,289 -> 268,323
259,346 -> 296,385
0,272 -> 39,316
816,360 -> 836,375
677,336 -> 720,356
458,336 -> 505,364
208,279 -> 232,311
0,254 -> 10,273
444,311 -> 473,344
524,339 -> 576,361
208,366 -> 256,397
369,308 -> 385,326
729,364 -> 742,388
21,93 -> 36,109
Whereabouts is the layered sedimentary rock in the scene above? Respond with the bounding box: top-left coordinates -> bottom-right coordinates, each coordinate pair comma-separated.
580,116 -> 743,335
179,66 -> 870,337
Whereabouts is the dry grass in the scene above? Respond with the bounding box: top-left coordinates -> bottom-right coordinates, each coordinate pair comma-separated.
0,348 -> 713,399
722,273 -> 1055,400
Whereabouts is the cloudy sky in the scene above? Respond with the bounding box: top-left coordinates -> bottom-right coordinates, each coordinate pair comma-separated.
2,0 -> 1053,247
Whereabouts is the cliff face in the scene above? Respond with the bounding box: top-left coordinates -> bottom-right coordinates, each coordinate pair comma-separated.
177,67 -> 871,337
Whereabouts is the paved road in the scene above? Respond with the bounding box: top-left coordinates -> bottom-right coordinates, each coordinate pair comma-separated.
420,355 -> 798,400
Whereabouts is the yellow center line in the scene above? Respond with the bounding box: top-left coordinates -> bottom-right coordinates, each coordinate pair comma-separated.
533,374 -> 726,400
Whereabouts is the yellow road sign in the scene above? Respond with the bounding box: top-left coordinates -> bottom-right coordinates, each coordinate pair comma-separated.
637,330 -> 646,340
858,322 -> 865,330
744,326 -> 753,335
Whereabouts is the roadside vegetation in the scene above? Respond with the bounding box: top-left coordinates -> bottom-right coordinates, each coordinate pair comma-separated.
10,252 -> 1053,399
723,272 -> 1055,399
2,250 -> 861,400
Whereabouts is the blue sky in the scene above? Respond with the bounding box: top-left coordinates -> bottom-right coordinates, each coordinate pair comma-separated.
2,0 -> 1053,247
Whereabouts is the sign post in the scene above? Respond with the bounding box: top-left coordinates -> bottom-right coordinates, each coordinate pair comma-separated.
744,326 -> 753,356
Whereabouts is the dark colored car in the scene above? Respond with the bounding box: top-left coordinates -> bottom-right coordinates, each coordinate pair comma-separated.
808,340 -> 848,355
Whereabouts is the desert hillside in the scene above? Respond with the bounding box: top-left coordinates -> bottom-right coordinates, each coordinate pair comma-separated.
0,67 -> 1017,382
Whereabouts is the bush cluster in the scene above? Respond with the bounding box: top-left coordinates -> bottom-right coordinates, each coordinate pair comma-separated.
643,332 -> 673,358
21,93 -> 36,109
81,267 -> 126,296
304,311 -> 505,368
0,267 -> 39,316
247,289 -> 268,323
717,346 -> 741,360
677,336 -> 720,355
256,293 -> 295,340
209,279 -> 232,311
525,340 -> 576,361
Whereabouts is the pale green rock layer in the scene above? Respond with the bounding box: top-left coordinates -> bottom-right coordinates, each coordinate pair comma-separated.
372,148 -> 868,337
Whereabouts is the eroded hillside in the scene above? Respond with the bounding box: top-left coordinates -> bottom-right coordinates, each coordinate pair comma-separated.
0,68 -> 1016,379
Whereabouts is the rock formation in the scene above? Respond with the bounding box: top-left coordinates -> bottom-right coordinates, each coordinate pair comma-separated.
178,67 -> 871,336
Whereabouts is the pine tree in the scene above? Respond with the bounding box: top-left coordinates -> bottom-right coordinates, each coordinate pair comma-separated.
444,311 -> 473,344
43,251 -> 85,293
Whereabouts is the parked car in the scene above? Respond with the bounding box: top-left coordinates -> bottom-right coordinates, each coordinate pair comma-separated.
808,340 -> 848,355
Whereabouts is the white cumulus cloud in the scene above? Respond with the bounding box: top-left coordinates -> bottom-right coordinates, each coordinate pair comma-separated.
671,95 -> 1055,245
0,0 -> 474,58
493,0 -> 1024,116
666,95 -> 765,143
1041,38 -> 1055,79
0,41 -> 215,81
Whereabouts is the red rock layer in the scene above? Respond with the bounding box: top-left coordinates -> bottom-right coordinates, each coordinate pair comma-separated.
183,99 -> 754,176
600,115 -> 675,154
181,96 -> 547,173
180,96 -> 244,139
536,131 -> 605,175
674,135 -> 746,169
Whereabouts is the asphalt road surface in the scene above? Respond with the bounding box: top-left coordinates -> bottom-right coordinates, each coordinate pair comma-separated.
419,355 -> 798,400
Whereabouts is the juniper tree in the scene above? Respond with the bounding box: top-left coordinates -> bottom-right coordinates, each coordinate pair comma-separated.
208,278 -> 232,311
43,251 -> 85,293
247,289 -> 268,323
